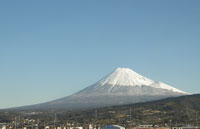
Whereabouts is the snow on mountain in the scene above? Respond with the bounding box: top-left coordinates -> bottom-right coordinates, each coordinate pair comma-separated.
151,81 -> 187,94
91,67 -> 188,94
99,68 -> 154,86
15,67 -> 189,110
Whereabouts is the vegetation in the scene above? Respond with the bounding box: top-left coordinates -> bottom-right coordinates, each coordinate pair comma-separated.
0,94 -> 200,128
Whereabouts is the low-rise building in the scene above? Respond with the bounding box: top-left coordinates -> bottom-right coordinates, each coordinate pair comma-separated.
172,127 -> 198,129
45,126 -> 50,129
134,125 -> 153,129
89,124 -> 93,129
100,125 -> 125,129
134,125 -> 170,129
69,127 -> 83,129
0,123 -> 6,129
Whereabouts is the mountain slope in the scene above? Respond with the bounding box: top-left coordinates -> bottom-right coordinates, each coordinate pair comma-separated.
11,68 -> 189,110
57,94 -> 200,126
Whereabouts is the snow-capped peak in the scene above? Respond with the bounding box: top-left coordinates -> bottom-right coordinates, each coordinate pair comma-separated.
98,67 -> 188,94
99,67 -> 154,86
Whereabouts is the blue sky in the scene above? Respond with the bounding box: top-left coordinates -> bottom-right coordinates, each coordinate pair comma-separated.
0,0 -> 200,109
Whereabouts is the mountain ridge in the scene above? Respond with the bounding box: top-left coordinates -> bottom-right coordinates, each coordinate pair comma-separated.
6,67 -> 189,110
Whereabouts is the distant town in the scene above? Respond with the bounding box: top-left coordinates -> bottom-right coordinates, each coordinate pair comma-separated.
0,106 -> 199,129
0,118 -> 199,129
1,94 -> 200,129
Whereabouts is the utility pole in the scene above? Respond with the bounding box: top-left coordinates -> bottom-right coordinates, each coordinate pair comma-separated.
54,113 -> 57,129
95,110 -> 98,129
169,119 -> 172,127
14,116 -> 17,129
130,107 -> 132,121
18,115 -> 21,129
196,112 -> 198,127
95,110 -> 97,120
136,112 -> 139,125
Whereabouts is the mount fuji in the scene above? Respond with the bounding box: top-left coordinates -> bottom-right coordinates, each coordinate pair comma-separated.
16,68 -> 189,110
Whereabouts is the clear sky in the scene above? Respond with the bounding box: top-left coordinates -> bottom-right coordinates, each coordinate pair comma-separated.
0,0 -> 200,109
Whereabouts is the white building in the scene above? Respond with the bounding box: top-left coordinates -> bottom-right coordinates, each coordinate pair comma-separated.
2,125 -> 6,129
138,125 -> 153,128
100,125 -> 125,129
89,124 -> 93,129
69,127 -> 83,129
0,124 -> 6,129
45,126 -> 50,129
